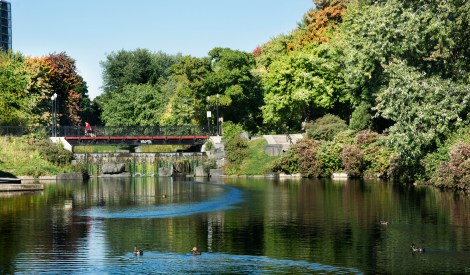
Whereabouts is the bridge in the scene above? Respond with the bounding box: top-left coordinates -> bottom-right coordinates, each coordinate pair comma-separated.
0,125 -> 210,146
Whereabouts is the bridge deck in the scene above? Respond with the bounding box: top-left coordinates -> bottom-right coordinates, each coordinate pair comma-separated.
0,125 -> 211,146
64,135 -> 209,146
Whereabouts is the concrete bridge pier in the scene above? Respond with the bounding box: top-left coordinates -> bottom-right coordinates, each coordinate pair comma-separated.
50,137 -> 73,152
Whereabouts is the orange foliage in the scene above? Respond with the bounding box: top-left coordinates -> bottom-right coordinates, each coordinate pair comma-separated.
287,0 -> 347,51
252,46 -> 262,58
45,52 -> 84,126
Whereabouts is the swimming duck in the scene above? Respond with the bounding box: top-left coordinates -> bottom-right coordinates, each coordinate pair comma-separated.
410,243 -> 425,253
192,246 -> 201,255
134,247 -> 144,256
380,221 -> 389,225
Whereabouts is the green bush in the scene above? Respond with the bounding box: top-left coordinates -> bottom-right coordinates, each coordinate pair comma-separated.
204,140 -> 214,151
225,135 -> 248,166
318,141 -> 343,177
349,102 -> 372,131
305,114 -> 348,141
222,121 -> 245,141
272,148 -> 299,174
357,131 -> 392,178
36,140 -> 73,166
202,158 -> 217,173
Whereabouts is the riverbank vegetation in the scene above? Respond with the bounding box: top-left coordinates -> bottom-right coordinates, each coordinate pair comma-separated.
0,135 -> 82,177
1,0 -> 468,190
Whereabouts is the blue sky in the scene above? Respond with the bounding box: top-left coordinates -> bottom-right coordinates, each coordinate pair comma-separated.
12,0 -> 313,98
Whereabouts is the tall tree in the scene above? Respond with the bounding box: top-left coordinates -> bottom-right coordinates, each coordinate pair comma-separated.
160,56 -> 211,126
0,52 -> 30,125
46,52 -> 86,126
98,49 -> 182,126
260,44 -> 350,131
205,47 -> 263,132
375,60 -> 469,181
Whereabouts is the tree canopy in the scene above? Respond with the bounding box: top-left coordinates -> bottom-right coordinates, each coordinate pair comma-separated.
0,51 -> 90,126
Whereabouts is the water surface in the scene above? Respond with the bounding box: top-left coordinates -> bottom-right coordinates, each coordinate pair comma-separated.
0,177 -> 469,274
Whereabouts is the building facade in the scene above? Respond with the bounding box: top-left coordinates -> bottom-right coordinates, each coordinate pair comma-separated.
0,0 -> 11,51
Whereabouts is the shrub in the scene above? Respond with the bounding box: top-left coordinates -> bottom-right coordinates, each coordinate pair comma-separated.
296,138 -> 323,177
354,131 -> 392,178
349,102 -> 372,131
305,114 -> 348,141
317,141 -> 343,176
355,130 -> 381,147
225,135 -> 248,166
222,122 -> 245,141
431,142 -> 470,191
341,145 -> 363,177
37,140 -> 73,166
272,148 -> 299,174
202,158 -> 217,173
204,140 -> 214,151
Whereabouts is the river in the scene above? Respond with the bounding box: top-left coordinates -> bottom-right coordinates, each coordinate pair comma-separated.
0,177 -> 469,274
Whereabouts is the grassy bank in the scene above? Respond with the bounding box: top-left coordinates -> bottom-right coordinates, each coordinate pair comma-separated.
225,138 -> 281,175
0,136 -> 80,177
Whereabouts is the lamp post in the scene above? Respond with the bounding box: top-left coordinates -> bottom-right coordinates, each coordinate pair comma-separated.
216,94 -> 219,136
51,93 -> 57,137
206,96 -> 211,135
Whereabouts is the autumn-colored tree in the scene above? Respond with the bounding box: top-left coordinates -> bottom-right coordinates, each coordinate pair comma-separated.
23,56 -> 53,125
45,52 -> 84,126
287,0 -> 347,51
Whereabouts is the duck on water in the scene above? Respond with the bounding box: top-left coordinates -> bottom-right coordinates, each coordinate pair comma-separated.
410,244 -> 425,253
134,247 -> 143,256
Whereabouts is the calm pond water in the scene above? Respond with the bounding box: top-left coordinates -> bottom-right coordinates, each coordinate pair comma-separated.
1,177 -> 470,274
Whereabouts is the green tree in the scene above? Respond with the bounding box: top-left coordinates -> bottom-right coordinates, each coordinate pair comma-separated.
205,47 -> 263,132
101,84 -> 168,126
349,102 -> 372,131
161,56 -> 211,126
101,49 -> 181,94
0,51 -> 30,125
375,60 -> 469,181
98,49 -> 182,126
261,44 -> 351,131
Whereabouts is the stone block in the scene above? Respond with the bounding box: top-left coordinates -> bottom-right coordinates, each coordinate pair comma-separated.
158,168 -> 172,177
209,169 -> 223,177
102,163 -> 126,174
264,144 -> 283,156
194,166 -> 207,177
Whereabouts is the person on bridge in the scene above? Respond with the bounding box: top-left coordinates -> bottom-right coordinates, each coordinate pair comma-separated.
85,122 -> 92,136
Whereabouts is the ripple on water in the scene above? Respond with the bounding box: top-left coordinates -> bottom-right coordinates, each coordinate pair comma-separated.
14,251 -> 362,274
80,182 -> 243,219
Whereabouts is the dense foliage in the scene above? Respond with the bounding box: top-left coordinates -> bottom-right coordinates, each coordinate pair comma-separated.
258,0 -> 469,188
97,48 -> 263,132
0,51 -> 91,126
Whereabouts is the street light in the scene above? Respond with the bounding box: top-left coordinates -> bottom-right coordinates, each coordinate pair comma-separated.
216,94 -> 219,136
206,96 -> 211,135
51,93 -> 57,137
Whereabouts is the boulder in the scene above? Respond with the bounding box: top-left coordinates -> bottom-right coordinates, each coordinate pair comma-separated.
194,166 -> 207,177
158,167 -> 172,177
102,163 -> 126,174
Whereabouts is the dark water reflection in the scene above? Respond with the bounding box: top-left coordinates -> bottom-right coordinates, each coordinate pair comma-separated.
0,177 -> 469,274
